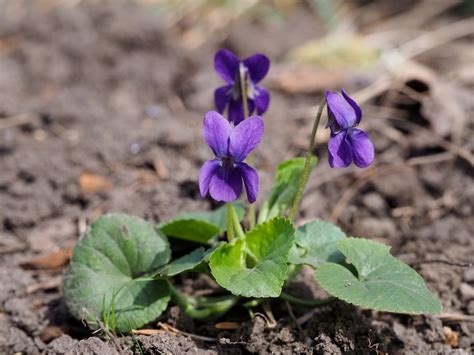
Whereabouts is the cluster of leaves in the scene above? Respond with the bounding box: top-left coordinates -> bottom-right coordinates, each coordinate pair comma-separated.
63,158 -> 442,333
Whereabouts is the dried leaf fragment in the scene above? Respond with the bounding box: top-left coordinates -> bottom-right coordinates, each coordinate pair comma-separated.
21,247 -> 73,270
131,329 -> 166,336
214,321 -> 240,330
40,326 -> 64,343
79,173 -> 113,193
442,326 -> 459,347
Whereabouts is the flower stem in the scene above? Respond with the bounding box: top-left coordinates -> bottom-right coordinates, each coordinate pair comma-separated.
280,291 -> 334,307
239,63 -> 250,120
226,203 -> 234,242
239,62 -> 256,229
229,203 -> 246,240
288,97 -> 326,222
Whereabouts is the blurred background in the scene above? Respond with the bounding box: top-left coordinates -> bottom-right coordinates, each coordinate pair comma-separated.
0,0 -> 473,353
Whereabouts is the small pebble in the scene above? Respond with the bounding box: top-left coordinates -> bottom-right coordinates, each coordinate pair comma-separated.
130,143 -> 141,154
460,283 -> 474,301
362,192 -> 387,215
462,268 -> 474,283
467,300 -> 474,315
145,104 -> 165,118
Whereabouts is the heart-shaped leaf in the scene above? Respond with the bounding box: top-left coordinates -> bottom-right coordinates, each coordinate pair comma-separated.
158,202 -> 244,244
289,220 -> 346,267
209,218 -> 295,298
63,213 -> 171,332
315,238 -> 442,314
258,157 -> 317,223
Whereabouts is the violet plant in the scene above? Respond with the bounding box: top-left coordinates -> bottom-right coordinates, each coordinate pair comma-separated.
63,49 -> 442,333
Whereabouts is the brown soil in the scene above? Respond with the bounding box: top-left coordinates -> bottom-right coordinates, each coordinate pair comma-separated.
0,1 -> 472,354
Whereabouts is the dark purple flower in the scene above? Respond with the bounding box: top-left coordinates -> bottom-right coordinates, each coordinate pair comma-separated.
214,49 -> 270,125
325,90 -> 374,168
199,111 -> 264,203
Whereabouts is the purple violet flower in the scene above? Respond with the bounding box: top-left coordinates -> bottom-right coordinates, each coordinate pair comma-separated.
214,49 -> 270,125
325,90 -> 375,168
199,111 -> 264,203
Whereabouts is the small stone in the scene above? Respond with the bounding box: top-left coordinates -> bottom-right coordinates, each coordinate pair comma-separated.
466,300 -> 474,315
362,193 -> 387,216
130,143 -> 141,154
460,283 -> 474,301
462,268 -> 474,282
145,104 -> 165,118
392,322 -> 407,342
459,335 -> 472,349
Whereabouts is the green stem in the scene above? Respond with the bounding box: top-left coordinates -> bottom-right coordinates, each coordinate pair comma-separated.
239,63 -> 250,120
230,203 -> 245,240
239,63 -> 256,229
280,291 -> 334,307
226,203 -> 234,242
243,298 -> 265,308
169,284 -> 239,319
288,97 -> 326,221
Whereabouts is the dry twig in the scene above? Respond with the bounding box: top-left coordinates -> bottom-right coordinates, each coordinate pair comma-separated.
436,312 -> 474,323
410,259 -> 472,268
0,113 -> 37,130
26,276 -> 62,294
285,301 -> 302,332
158,322 -> 217,342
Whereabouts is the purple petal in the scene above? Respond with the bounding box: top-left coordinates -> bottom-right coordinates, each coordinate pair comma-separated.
254,86 -> 270,115
214,49 -> 240,83
199,159 -> 220,198
229,115 -> 264,162
341,89 -> 362,125
328,131 -> 352,168
209,165 -> 243,202
243,54 -> 270,83
348,128 -> 374,168
203,111 -> 231,158
238,162 -> 259,203
214,85 -> 232,113
228,98 -> 255,125
325,91 -> 359,130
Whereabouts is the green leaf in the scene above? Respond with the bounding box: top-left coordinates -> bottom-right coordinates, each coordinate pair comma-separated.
159,220 -> 220,244
158,202 -> 244,244
157,247 -> 206,276
176,201 -> 245,231
209,218 -> 295,298
315,238 -> 443,314
63,213 -> 171,332
258,157 -> 317,223
289,220 -> 346,267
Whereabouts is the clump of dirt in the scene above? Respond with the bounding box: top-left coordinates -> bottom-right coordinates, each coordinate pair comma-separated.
0,1 -> 472,354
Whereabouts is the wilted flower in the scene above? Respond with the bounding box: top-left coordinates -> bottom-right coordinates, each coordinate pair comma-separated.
214,49 -> 270,125
325,90 -> 374,168
199,111 -> 263,203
